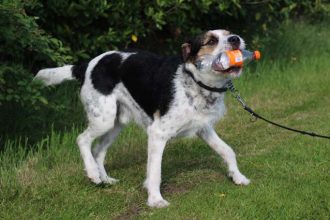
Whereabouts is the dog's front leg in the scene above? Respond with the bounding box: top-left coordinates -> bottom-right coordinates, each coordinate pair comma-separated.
198,125 -> 250,185
144,125 -> 169,208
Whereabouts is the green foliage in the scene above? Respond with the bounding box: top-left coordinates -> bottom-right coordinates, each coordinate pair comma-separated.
0,0 -> 73,108
26,0 -> 330,58
0,0 -> 77,144
0,64 -> 47,106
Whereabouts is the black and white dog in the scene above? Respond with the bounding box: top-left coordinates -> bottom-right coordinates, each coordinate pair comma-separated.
35,29 -> 250,208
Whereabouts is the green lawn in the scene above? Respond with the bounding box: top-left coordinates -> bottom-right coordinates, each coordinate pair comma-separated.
1,22 -> 329,219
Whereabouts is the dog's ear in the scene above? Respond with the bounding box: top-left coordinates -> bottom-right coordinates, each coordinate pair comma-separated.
181,43 -> 191,61
181,33 -> 205,62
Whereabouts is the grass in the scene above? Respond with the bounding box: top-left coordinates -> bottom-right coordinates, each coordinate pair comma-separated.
1,21 -> 330,219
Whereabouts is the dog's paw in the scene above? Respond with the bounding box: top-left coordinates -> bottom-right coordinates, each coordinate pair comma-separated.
102,176 -> 119,185
147,194 -> 170,208
230,172 -> 250,185
89,175 -> 102,185
85,167 -> 102,184
147,197 -> 170,208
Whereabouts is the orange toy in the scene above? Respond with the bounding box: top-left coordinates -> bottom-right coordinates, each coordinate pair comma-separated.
225,50 -> 261,67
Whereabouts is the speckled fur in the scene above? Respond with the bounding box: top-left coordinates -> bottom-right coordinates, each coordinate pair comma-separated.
35,29 -> 250,208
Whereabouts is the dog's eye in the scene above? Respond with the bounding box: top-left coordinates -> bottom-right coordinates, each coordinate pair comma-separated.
206,37 -> 218,46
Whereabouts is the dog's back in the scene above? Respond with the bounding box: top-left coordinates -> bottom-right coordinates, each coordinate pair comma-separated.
35,50 -> 182,117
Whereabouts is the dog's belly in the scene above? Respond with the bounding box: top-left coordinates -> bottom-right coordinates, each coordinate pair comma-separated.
114,84 -> 152,129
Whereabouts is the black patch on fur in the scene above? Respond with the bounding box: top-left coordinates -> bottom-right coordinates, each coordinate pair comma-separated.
91,53 -> 122,94
205,95 -> 217,106
90,51 -> 182,118
72,63 -> 88,85
185,91 -> 194,105
120,51 -> 181,117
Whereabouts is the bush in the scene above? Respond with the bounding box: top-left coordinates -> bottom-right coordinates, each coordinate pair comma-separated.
0,0 -> 76,144
0,0 -> 73,108
26,0 -> 329,57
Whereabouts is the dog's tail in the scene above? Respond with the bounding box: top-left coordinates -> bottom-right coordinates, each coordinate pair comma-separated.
34,63 -> 87,86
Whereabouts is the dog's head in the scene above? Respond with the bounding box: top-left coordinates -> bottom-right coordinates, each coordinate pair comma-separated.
182,30 -> 245,83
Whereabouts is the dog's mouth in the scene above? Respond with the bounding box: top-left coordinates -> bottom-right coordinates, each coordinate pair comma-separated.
211,62 -> 242,75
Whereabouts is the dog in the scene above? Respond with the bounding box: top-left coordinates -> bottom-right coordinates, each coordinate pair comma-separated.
35,29 -> 250,208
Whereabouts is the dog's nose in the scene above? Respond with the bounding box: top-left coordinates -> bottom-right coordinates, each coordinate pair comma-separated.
228,35 -> 240,49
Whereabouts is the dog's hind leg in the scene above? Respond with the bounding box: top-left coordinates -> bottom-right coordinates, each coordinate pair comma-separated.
77,94 -> 118,184
198,126 -> 250,185
92,122 -> 123,184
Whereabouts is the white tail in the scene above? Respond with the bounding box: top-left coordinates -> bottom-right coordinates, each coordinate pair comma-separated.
34,65 -> 74,86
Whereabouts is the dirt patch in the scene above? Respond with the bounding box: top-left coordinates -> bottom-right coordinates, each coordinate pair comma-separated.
163,169 -> 225,196
114,204 -> 144,220
163,183 -> 190,195
113,169 -> 224,219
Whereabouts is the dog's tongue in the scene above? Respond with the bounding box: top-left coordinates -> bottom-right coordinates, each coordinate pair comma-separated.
212,58 -> 242,74
211,61 -> 226,72
212,58 -> 231,73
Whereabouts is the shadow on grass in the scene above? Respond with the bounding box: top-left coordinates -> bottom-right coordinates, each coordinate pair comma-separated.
107,137 -> 229,193
107,139 -> 230,219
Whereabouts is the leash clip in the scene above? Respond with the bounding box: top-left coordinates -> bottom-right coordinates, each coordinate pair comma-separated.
250,113 -> 258,122
227,80 -> 257,122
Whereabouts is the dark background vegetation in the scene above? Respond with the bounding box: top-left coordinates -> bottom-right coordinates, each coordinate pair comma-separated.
0,0 -> 329,147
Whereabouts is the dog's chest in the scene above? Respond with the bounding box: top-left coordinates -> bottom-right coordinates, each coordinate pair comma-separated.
165,89 -> 226,137
184,89 -> 222,111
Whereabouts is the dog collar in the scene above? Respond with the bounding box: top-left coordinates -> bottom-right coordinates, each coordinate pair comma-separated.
183,67 -> 229,93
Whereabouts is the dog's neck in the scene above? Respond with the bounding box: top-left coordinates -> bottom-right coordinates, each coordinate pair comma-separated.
182,63 -> 229,87
178,65 -> 226,108
180,64 -> 228,96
